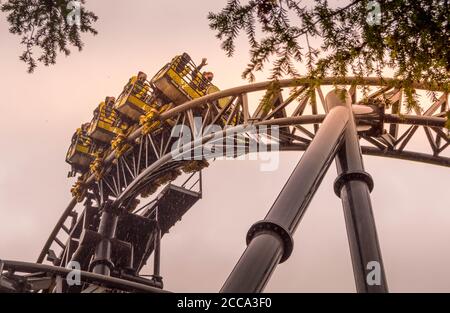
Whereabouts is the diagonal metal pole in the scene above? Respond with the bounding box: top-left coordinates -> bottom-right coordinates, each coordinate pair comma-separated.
325,90 -> 388,292
221,105 -> 350,293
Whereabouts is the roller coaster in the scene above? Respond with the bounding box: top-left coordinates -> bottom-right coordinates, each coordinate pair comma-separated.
1,52 -> 449,293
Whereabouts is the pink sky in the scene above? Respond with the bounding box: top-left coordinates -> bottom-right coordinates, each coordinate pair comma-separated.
0,0 -> 449,292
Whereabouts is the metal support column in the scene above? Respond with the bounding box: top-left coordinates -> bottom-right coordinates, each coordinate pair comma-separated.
221,105 -> 350,292
326,90 -> 388,292
153,205 -> 162,284
91,202 -> 119,276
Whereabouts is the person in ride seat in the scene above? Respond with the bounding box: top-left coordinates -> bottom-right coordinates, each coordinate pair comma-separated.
78,123 -> 91,146
196,58 -> 208,73
125,71 -> 150,102
203,71 -> 214,82
189,58 -> 207,77
197,71 -> 214,93
103,96 -> 115,117
189,58 -> 208,90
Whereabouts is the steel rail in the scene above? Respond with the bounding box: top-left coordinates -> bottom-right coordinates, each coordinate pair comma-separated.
1,260 -> 170,293
85,77 -> 448,186
37,115 -> 449,264
157,77 -> 446,121
37,78 -> 449,265
37,198 -> 77,263
112,114 -> 449,209
85,78 -> 449,187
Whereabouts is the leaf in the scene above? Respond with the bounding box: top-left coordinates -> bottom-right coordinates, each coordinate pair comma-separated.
2,0 -> 98,73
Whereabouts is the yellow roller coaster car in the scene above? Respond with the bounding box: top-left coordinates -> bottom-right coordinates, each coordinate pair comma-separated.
151,53 -> 209,104
87,97 -> 120,143
66,123 -> 96,174
115,71 -> 154,121
152,53 -> 230,109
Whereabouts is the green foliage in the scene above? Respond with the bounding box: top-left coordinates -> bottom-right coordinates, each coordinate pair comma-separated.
1,0 -> 98,72
259,79 -> 281,113
209,0 -> 450,90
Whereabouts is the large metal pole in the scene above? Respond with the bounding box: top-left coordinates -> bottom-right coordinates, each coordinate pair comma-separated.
91,203 -> 119,276
325,90 -> 388,292
221,105 -> 350,293
153,205 -> 162,284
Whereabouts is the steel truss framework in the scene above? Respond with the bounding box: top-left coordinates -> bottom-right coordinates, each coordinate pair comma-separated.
1,77 -> 449,293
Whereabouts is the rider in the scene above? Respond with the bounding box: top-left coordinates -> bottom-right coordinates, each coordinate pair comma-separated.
190,58 -> 209,90
125,71 -> 150,102
203,71 -> 214,82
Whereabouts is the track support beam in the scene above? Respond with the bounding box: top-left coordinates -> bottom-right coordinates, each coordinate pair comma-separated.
90,202 -> 119,276
153,205 -> 162,284
326,90 -> 388,293
221,105 -> 350,293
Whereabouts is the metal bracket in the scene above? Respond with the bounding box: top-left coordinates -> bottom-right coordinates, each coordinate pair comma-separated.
89,258 -> 115,272
333,170 -> 374,197
246,220 -> 294,263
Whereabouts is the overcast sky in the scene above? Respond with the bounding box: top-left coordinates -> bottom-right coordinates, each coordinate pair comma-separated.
0,0 -> 449,292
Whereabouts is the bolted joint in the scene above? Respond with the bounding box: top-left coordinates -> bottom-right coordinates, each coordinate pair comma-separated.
246,220 -> 294,263
152,275 -> 163,285
333,170 -> 374,197
353,102 -> 385,137
89,258 -> 115,272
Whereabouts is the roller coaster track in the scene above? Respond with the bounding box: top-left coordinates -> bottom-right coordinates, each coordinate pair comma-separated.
2,77 -> 448,293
